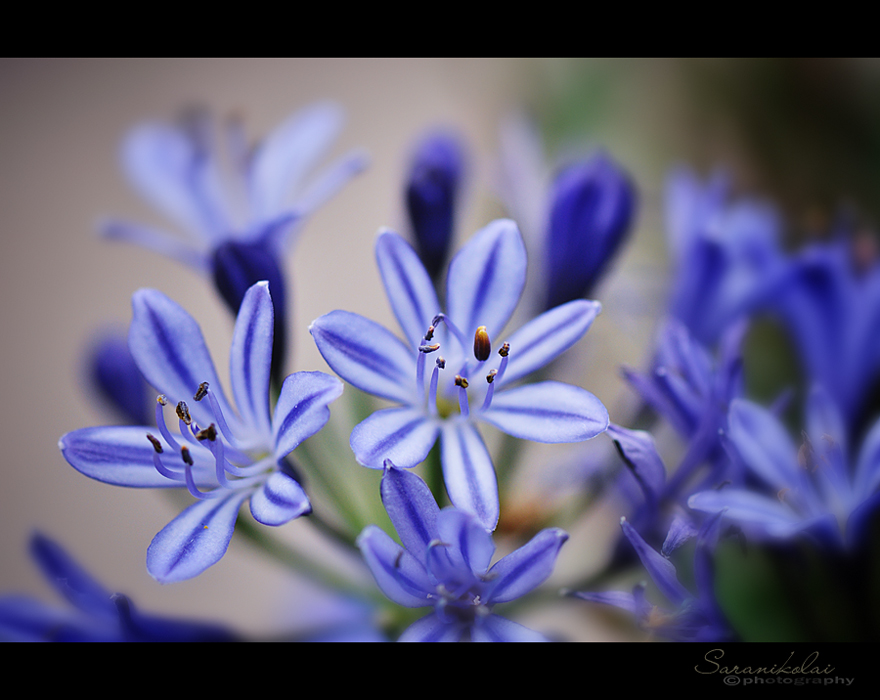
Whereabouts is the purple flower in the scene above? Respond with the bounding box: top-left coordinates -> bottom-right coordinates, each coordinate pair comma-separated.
689,386 -> 880,550
405,130 -> 465,280
86,326 -> 152,426
357,464 -> 568,641
571,516 -> 733,642
0,533 -> 236,641
310,220 -> 608,530
60,282 -> 343,582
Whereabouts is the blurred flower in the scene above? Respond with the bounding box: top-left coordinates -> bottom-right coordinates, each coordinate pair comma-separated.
310,221 -> 608,530
405,130 -> 465,280
60,282 -> 343,582
0,533 -> 236,641
101,102 -> 368,380
86,326 -> 152,426
689,386 -> 880,550
357,464 -> 567,641
665,166 -> 784,347
570,515 -> 733,642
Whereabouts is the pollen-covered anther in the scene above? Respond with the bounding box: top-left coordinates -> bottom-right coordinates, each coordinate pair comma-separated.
157,394 -> 168,406
424,324 -> 436,341
436,356 -> 446,369
498,342 -> 510,358
195,423 -> 217,442
146,433 -> 163,454
176,401 -> 192,425
474,326 -> 491,362
194,381 -> 210,402
455,375 -> 469,388
486,369 -> 498,384
419,343 -> 440,354
180,445 -> 194,466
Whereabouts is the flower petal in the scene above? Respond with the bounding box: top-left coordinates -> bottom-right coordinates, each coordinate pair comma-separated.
99,219 -> 210,273
620,519 -> 690,608
380,465 -> 439,556
375,230 -> 442,349
568,589 -> 640,616
440,422 -> 499,531
273,371 -> 344,461
471,614 -> 547,642
487,528 -> 568,604
436,507 -> 495,576
129,289 -> 241,434
229,282 -> 274,438
398,613 -> 463,642
727,398 -> 799,491
499,300 -> 601,386
356,525 -> 433,607
309,310 -> 417,404
59,426 -> 214,488
687,489 -> 802,537
249,471 -> 311,526
446,219 -> 526,339
350,407 -> 438,469
480,381 -> 608,443
146,490 -> 250,583
606,424 -> 666,504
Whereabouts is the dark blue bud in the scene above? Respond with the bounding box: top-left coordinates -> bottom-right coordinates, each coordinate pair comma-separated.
212,240 -> 288,386
405,131 -> 465,280
88,329 -> 151,426
544,153 -> 636,309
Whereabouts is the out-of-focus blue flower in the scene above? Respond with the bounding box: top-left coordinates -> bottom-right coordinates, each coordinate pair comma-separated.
0,533 -> 236,641
496,113 -> 635,310
101,103 -> 368,379
60,282 -> 343,583
310,221 -> 608,530
358,464 -> 568,641
689,386 -> 880,550
622,318 -> 746,491
571,516 -> 734,642
665,166 -> 784,347
405,130 -> 465,280
769,234 -> 880,425
543,154 -> 635,310
86,327 -> 152,426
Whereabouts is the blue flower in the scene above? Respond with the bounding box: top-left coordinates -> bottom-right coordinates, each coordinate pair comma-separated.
357,464 -> 568,641
0,533 -> 236,641
405,130 -> 465,280
310,220 -> 608,530
570,516 -> 734,642
100,103 -> 368,380
86,326 -> 152,426
60,282 -> 343,582
664,166 -> 784,347
689,386 -> 880,550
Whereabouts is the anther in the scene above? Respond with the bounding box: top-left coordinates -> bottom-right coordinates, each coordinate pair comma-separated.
419,343 -> 440,353
474,326 -> 491,362
180,445 -> 194,466
424,325 -> 435,341
455,375 -> 469,388
195,423 -> 217,442
157,395 -> 168,406
194,382 -> 210,402
176,401 -> 192,425
486,369 -> 498,384
498,342 -> 510,358
146,433 -> 163,454
436,356 -> 446,369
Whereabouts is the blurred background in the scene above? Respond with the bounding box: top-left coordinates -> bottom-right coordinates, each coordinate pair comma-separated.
3,58 -> 880,640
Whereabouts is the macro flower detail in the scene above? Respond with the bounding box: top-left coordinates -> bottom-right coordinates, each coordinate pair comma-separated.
310,220 -> 608,530
59,281 -> 343,582
0,533 -> 235,642
357,464 -> 568,641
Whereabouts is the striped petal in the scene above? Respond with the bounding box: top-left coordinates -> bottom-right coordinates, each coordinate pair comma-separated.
356,526 -> 433,607
440,422 -> 499,531
471,615 -> 547,642
272,371 -> 344,461
350,407 -> 438,469
487,528 -> 568,604
229,282 -> 274,438
380,465 -> 439,556
249,471 -> 311,526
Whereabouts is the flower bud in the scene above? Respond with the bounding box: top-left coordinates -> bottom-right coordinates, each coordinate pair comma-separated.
405,131 -> 465,280
544,152 -> 635,309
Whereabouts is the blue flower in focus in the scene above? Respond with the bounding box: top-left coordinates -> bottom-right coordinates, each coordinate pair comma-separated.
101,103 -> 368,381
689,386 -> 880,550
664,166 -> 784,347
358,464 -> 568,641
0,533 -> 236,641
60,282 -> 343,582
405,130 -> 465,280
570,516 -> 734,642
496,114 -> 635,310
310,221 -> 608,530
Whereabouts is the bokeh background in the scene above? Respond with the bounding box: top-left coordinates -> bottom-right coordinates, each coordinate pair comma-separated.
3,58 -> 880,640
